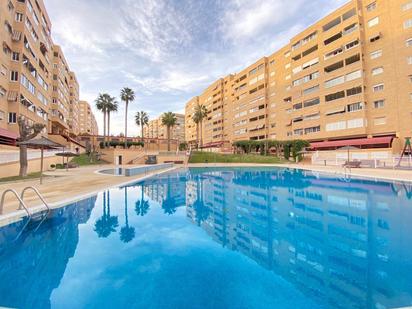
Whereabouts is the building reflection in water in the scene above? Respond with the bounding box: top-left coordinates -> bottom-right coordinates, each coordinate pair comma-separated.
0,196 -> 97,309
183,168 -> 412,309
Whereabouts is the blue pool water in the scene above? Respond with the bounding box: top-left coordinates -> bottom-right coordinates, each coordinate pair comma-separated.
1,167 -> 412,309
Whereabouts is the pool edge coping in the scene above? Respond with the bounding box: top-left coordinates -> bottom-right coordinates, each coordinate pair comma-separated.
1,163 -> 411,228
0,166 -> 180,228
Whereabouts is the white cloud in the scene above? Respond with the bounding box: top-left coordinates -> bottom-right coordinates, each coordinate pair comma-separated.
44,0 -> 348,136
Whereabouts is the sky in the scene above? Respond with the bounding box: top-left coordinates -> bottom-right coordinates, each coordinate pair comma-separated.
44,0 -> 348,136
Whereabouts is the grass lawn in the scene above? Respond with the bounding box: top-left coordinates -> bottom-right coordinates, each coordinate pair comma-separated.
0,172 -> 47,183
69,153 -> 107,166
189,151 -> 285,164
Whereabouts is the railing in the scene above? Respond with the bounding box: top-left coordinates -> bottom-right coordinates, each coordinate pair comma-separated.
0,189 -> 31,217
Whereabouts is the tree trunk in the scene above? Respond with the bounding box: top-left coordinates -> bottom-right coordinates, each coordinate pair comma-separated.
167,126 -> 171,151
107,111 -> 111,139
103,111 -> 107,147
141,124 -> 144,142
200,121 -> 203,148
125,101 -> 128,148
19,145 -> 28,177
196,123 -> 200,150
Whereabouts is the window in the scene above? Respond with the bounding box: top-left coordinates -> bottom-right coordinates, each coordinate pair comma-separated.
370,34 -> 381,43
302,45 -> 318,57
367,2 -> 377,11
373,83 -> 384,92
347,102 -> 363,112
12,52 -> 19,61
404,19 -> 412,29
325,47 -> 343,60
303,97 -> 320,107
324,61 -> 344,73
305,126 -> 320,134
0,86 -> 6,97
372,67 -> 384,76
325,90 -> 345,102
345,53 -> 361,66
408,56 -> 412,65
325,75 -> 345,88
0,110 -> 4,121
374,99 -> 385,108
326,121 -> 346,132
343,8 -> 356,21
303,85 -> 319,95
8,112 -> 17,124
15,12 -> 23,22
370,50 -> 382,59
323,17 -> 341,32
324,32 -> 343,45
374,117 -> 386,126
368,17 -> 379,27
347,118 -> 364,128
10,71 -> 18,81
346,39 -> 359,51
403,1 -> 412,11
347,86 -> 362,96
406,38 -> 412,47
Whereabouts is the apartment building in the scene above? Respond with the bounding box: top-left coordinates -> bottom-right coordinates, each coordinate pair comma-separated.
78,100 -> 98,135
184,96 -> 199,147
0,0 -> 96,146
144,113 -> 185,141
185,0 -> 412,153
69,71 -> 80,137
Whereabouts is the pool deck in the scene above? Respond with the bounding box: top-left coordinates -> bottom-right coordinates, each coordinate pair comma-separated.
188,163 -> 412,183
0,162 -> 411,226
0,164 -> 178,226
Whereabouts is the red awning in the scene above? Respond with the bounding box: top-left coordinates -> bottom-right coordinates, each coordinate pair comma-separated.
310,136 -> 394,149
0,128 -> 19,140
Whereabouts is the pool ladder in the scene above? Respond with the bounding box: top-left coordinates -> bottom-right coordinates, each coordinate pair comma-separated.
0,186 -> 51,233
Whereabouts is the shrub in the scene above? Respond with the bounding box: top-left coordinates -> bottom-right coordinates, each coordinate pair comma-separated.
179,142 -> 188,151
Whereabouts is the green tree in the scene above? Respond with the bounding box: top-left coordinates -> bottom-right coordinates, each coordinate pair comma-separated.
120,87 -> 135,148
94,191 -> 119,238
135,185 -> 150,217
135,111 -> 149,141
192,104 -> 208,149
106,96 -> 118,141
95,93 -> 113,147
120,188 -> 135,243
161,112 -> 177,151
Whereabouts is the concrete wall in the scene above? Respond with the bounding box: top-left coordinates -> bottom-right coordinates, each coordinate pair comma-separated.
0,155 -> 62,178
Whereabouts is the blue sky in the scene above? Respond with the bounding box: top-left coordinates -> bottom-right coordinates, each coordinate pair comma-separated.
45,0 -> 348,136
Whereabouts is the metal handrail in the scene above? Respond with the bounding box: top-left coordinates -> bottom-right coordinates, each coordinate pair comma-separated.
0,189 -> 31,217
20,186 -> 50,213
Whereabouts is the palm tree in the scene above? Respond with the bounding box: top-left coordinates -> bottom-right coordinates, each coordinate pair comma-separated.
120,187 -> 135,243
192,104 -> 208,149
161,112 -> 177,151
106,96 -> 118,140
135,111 -> 149,142
94,191 -> 119,238
120,87 -> 135,148
135,185 -> 150,216
95,93 -> 111,146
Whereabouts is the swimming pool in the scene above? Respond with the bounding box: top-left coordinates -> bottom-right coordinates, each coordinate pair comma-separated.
1,167 -> 411,308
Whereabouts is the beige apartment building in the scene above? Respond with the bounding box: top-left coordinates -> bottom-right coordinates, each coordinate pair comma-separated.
144,113 -> 185,142
78,100 -> 98,136
0,0 -> 97,146
185,0 -> 412,153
